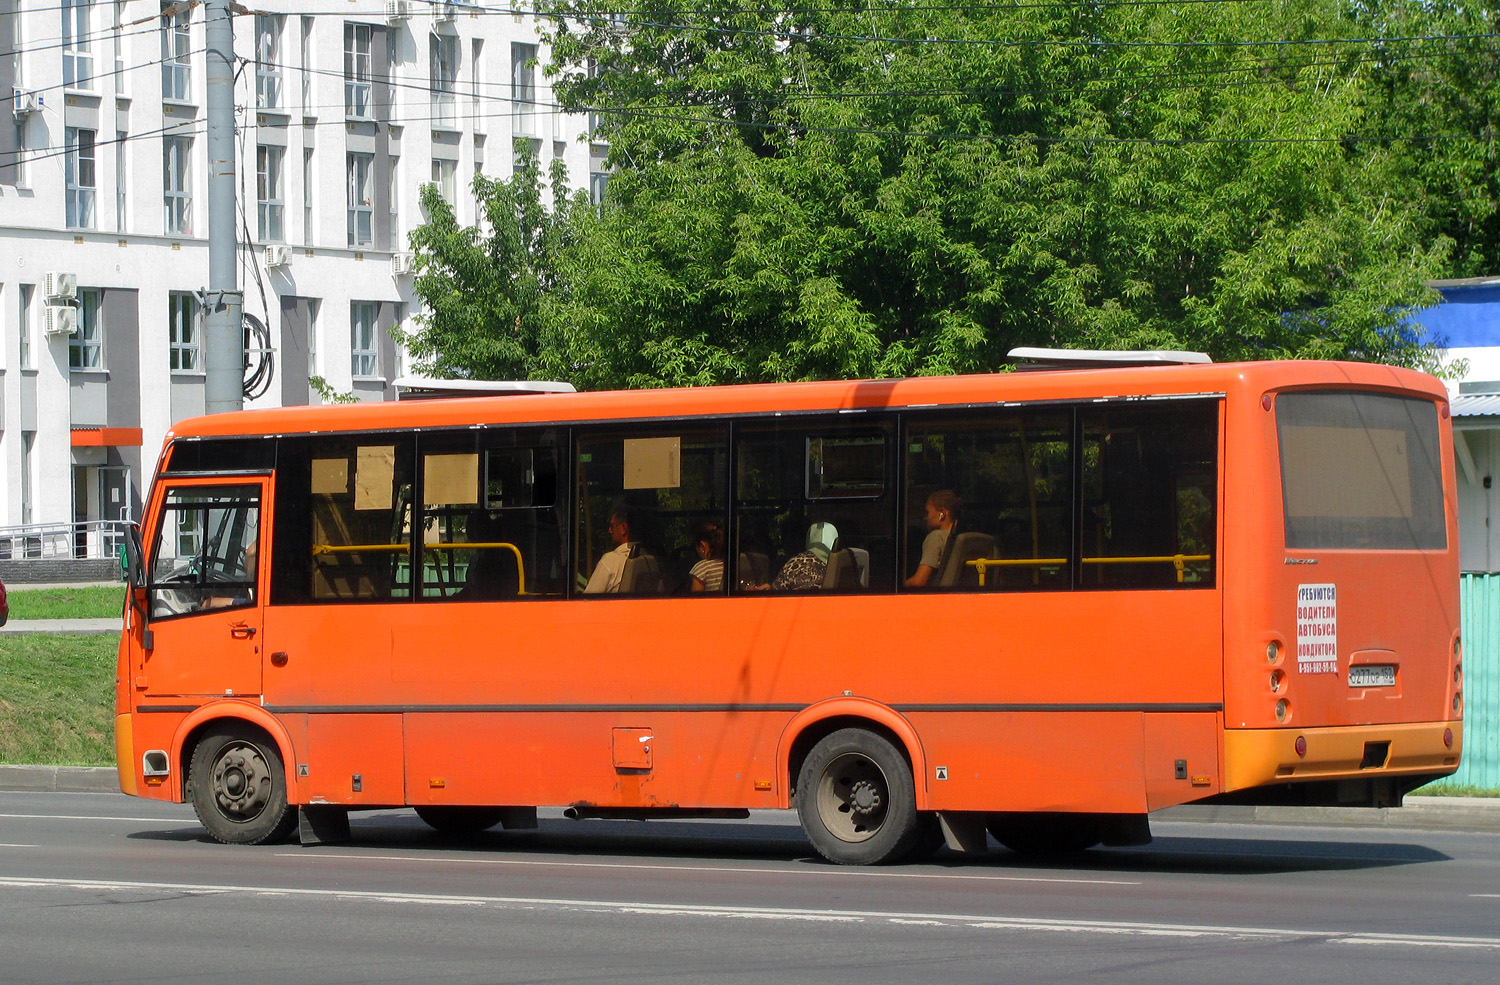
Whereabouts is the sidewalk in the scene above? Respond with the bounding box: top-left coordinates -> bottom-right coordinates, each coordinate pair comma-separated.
0,618 -> 121,636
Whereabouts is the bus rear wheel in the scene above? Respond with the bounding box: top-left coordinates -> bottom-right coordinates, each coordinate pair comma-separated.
415,806 -> 508,836
797,728 -> 919,865
188,724 -> 297,845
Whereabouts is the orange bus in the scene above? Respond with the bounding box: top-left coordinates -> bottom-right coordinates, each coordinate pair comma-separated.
114,353 -> 1464,863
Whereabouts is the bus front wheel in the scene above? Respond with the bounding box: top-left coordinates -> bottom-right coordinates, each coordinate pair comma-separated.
188,724 -> 297,845
797,728 -> 919,865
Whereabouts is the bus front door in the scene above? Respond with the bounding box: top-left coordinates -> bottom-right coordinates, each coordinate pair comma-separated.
135,479 -> 267,700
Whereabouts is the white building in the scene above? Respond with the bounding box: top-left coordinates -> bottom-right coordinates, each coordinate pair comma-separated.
0,0 -> 604,546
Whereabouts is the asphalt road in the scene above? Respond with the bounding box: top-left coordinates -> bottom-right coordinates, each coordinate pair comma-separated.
3,792 -> 1499,985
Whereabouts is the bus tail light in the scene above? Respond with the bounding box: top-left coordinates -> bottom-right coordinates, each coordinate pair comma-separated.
1443,728 -> 1454,749
1267,640 -> 1282,664
1269,670 -> 1285,693
1275,699 -> 1289,723
1294,736 -> 1307,757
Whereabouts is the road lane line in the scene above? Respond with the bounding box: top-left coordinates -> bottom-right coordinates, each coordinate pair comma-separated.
273,851 -> 1142,886
0,844 -> 38,848
3,876 -> 1499,949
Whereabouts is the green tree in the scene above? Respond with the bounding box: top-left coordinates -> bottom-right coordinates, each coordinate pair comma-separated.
412,3 -> 1473,388
398,153 -> 590,381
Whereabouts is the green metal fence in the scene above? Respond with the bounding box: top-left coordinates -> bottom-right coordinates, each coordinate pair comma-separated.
1455,574 -> 1500,789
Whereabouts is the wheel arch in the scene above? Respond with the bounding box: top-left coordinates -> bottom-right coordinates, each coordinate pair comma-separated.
172,702 -> 297,803
777,697 -> 929,810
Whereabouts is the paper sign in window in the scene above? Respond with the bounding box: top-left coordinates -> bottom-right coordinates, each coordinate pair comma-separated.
311,458 -> 349,495
624,437 -> 681,490
355,445 -> 396,511
424,453 -> 479,507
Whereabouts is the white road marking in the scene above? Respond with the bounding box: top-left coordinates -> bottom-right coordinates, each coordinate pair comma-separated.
0,844 -> 38,848
3,875 -> 1498,949
274,851 -> 1142,886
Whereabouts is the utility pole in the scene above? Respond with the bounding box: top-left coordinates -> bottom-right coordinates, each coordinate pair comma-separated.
203,0 -> 243,414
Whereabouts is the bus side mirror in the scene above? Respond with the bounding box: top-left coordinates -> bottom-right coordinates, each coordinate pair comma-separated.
123,525 -> 147,588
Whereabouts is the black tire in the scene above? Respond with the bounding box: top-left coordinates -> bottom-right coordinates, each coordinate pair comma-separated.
796,728 -> 920,865
415,806 -> 508,836
188,724 -> 297,845
987,812 -> 1102,857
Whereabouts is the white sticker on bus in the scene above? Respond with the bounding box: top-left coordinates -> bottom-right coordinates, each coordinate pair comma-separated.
1296,583 -> 1338,674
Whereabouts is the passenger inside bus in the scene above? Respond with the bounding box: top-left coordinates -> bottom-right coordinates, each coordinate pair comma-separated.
689,521 -> 726,592
765,521 -> 839,591
584,504 -> 661,593
455,509 -> 519,600
905,490 -> 961,588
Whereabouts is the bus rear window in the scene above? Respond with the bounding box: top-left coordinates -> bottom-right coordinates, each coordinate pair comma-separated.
1277,391 -> 1445,550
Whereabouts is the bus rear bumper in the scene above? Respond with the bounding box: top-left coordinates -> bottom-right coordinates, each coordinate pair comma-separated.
1223,721 -> 1461,794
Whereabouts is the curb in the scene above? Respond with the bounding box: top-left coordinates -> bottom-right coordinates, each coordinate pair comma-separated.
0,619 -> 122,636
1158,797 -> 1500,833
0,765 -> 121,794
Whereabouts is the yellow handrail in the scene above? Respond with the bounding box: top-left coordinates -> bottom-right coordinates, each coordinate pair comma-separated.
425,542 -> 527,596
311,541 -> 528,595
968,553 -> 1212,586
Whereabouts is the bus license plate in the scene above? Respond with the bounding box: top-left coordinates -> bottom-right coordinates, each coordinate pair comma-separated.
1348,665 -> 1396,688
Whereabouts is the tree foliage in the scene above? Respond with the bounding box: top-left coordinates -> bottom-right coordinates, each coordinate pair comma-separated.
406,1 -> 1500,388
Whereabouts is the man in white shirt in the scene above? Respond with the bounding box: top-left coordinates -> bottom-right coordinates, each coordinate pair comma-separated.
583,507 -> 637,593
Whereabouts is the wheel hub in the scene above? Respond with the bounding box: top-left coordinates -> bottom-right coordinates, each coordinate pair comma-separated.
848,779 -> 882,817
212,745 -> 267,818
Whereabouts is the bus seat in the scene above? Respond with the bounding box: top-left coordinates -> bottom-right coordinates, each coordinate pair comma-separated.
937,532 -> 998,588
738,551 -> 770,588
822,549 -> 860,590
620,552 -> 664,594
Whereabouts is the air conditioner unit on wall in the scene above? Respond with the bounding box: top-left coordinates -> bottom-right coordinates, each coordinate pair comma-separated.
265,245 -> 292,268
11,87 -> 41,118
391,252 -> 415,276
433,1 -> 456,24
44,304 -> 78,337
386,0 -> 410,23
45,271 -> 77,302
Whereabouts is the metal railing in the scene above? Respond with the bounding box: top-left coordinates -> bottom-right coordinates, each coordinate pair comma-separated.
0,519 -> 132,563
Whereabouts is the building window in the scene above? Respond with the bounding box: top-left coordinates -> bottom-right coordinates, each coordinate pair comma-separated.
347,152 -> 373,247
511,42 -> 537,136
470,38 -> 484,132
344,23 -> 373,119
18,284 -> 34,370
350,301 -> 378,378
112,0 -> 126,89
256,14 -> 284,110
12,119 -> 28,187
388,155 -> 401,250
63,0 -> 94,90
386,29 -> 400,111
70,289 -> 103,370
590,171 -> 610,206
430,33 -> 458,128
65,127 -> 97,229
161,5 -> 191,102
300,15 -> 314,113
21,431 -> 35,526
257,145 -> 284,242
115,129 -> 127,231
303,147 -> 315,245
431,158 -> 456,207
168,292 -> 199,371
163,134 -> 192,235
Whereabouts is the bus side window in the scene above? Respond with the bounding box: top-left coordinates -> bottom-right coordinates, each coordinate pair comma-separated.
574,427 -> 728,596
270,435 -> 416,603
148,485 -> 261,618
1080,403 -> 1217,589
412,431 -> 567,600
903,411 -> 1072,592
733,424 -> 894,593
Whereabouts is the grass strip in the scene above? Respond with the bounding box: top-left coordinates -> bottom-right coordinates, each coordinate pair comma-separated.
0,633 -> 117,766
4,584 -> 126,621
